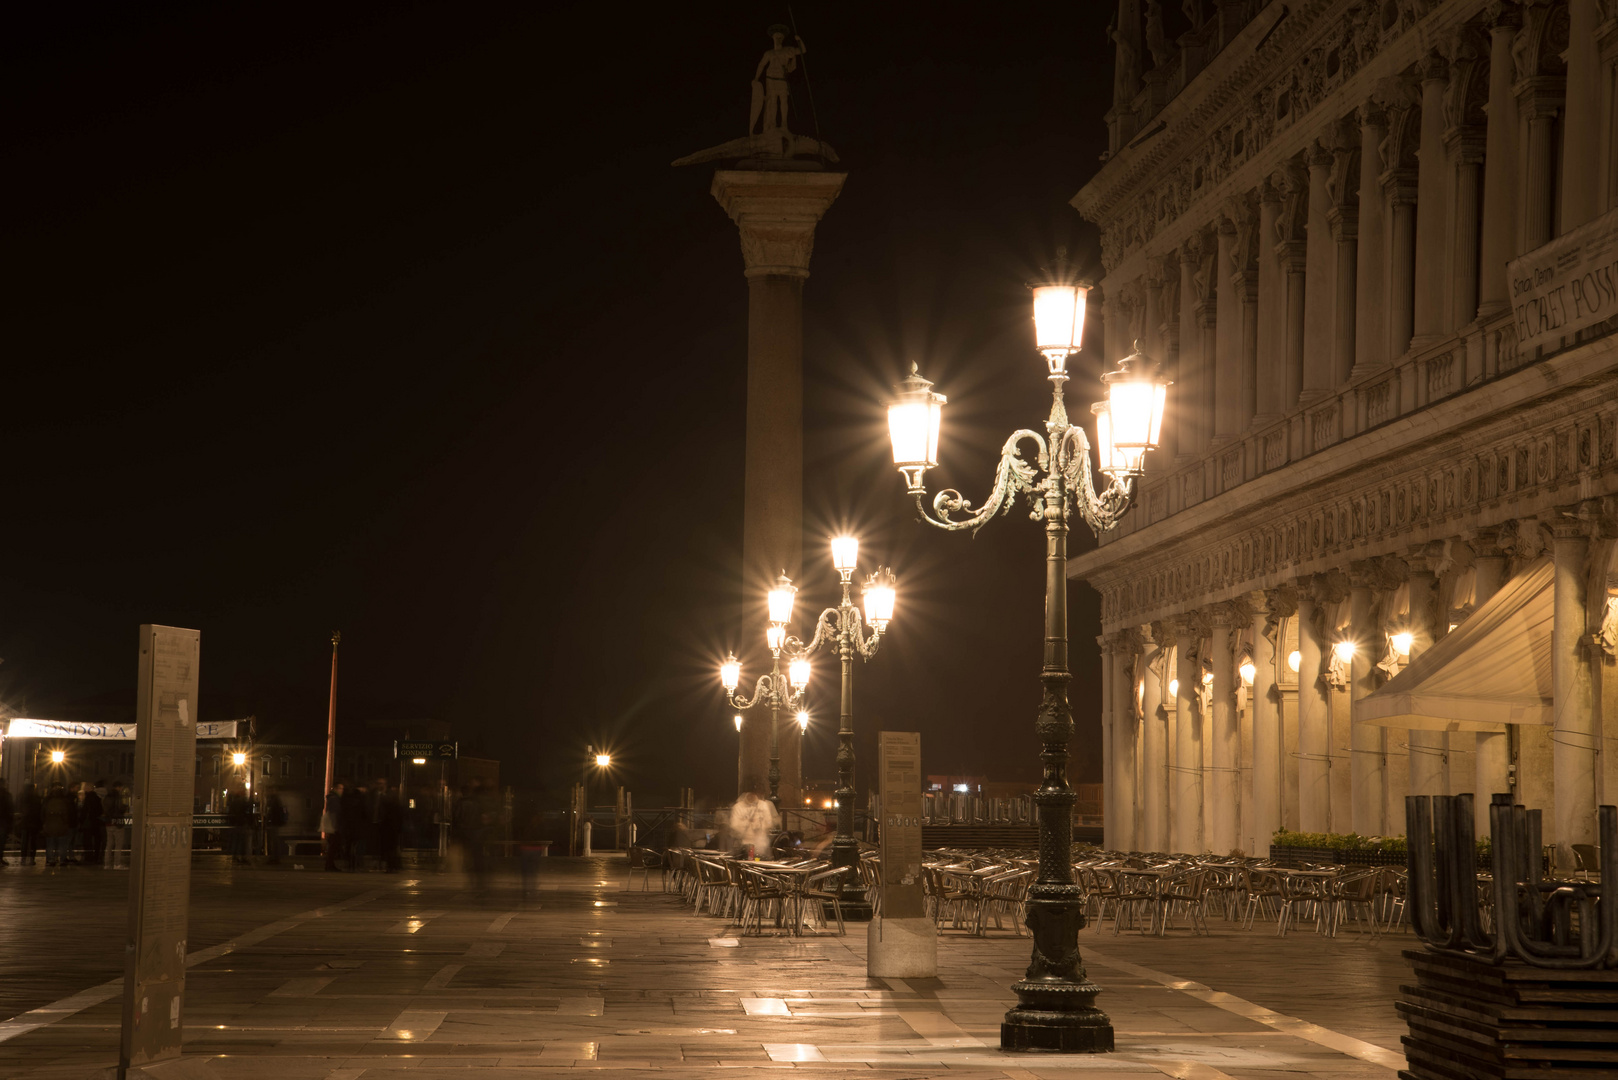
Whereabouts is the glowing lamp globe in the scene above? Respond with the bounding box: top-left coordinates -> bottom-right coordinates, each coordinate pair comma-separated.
796,710 -> 809,731
733,714 -> 743,733
595,753 -> 611,768
232,752 -> 247,766
830,535 -> 859,575
50,750 -> 65,765
886,366 -> 946,492
1168,679 -> 1179,698
788,657 -> 811,691
765,624 -> 785,651
1031,282 -> 1087,375
1094,347 -> 1168,481
720,654 -> 741,692
767,574 -> 797,626
1391,631 -> 1413,657
1239,660 -> 1256,686
1333,640 -> 1357,664
1201,669 -> 1214,686
862,567 -> 897,630
1288,650 -> 1302,673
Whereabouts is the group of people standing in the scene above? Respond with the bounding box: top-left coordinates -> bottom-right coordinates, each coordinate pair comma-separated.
319,778 -> 404,872
0,776 -> 125,867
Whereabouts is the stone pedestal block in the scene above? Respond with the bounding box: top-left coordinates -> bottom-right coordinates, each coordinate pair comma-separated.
866,916 -> 937,979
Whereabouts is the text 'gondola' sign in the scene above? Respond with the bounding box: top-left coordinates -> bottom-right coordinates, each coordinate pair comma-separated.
395,739 -> 457,760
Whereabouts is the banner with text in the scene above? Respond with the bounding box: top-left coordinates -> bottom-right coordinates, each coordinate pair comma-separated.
6,718 -> 237,741
1509,206 -> 1618,353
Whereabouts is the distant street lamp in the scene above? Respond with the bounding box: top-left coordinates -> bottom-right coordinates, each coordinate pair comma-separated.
792,534 -> 896,919
885,278 -> 1166,1053
721,574 -> 811,806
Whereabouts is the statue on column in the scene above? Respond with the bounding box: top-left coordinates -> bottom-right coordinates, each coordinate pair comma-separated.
674,24 -> 838,169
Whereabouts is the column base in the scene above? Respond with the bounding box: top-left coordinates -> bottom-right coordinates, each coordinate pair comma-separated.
1001,982 -> 1114,1052
867,916 -> 937,979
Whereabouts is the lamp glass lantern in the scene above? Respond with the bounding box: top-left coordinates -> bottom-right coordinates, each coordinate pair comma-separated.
720,653 -> 741,692
1094,348 -> 1168,481
862,568 -> 897,630
594,753 -> 611,768
830,536 -> 859,576
886,368 -> 945,491
766,575 -> 797,626
796,709 -> 809,732
733,714 -> 743,733
1030,282 -> 1087,375
1390,631 -> 1414,657
788,656 -> 811,691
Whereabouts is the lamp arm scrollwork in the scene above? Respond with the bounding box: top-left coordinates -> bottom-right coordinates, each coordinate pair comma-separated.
795,609 -> 842,658
914,429 -> 1047,533
1056,424 -> 1133,533
726,673 -> 779,711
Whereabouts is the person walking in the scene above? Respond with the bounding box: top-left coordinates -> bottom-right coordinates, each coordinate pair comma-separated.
727,790 -> 779,859
321,784 -> 343,872
263,786 -> 287,865
82,781 -> 106,867
19,782 -> 43,865
0,778 -> 14,866
42,783 -> 73,867
225,784 -> 252,864
103,781 -> 126,867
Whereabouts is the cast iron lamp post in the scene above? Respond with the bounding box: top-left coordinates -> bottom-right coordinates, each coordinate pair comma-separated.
885,280 -> 1167,1053
721,574 -> 812,806
790,534 -> 896,919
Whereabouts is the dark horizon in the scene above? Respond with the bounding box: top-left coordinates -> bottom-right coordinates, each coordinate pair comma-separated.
7,2 -> 1119,806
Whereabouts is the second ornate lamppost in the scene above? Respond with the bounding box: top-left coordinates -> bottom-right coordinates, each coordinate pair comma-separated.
794,535 -> 896,920
720,575 -> 811,806
885,279 -> 1167,1053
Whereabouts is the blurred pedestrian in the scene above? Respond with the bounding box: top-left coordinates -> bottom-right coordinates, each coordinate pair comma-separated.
340,782 -> 366,870
263,786 -> 287,865
82,781 -> 106,866
728,791 -> 778,859
225,784 -> 252,864
321,783 -> 343,872
0,778 -> 13,866
373,778 -> 402,873
19,782 -> 43,865
104,781 -> 126,867
42,783 -> 73,866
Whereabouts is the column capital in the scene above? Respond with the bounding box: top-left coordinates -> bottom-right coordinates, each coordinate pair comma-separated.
1304,569 -> 1351,606
1327,205 -> 1358,241
1350,555 -> 1409,593
1104,627 -> 1145,656
1206,598 -> 1255,629
1484,0 -> 1522,34
1357,99 -> 1388,129
1416,48 -> 1449,84
1174,609 -> 1212,643
711,170 -> 847,279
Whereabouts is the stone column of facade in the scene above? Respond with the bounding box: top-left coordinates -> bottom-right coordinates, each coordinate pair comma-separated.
712,169 -> 846,802
1405,557 -> 1445,799
1231,197 -> 1260,431
1207,603 -> 1243,855
1109,631 -> 1143,852
1295,583 -> 1330,832
1476,4 -> 1522,322
1380,86 -> 1419,363
1448,131 -> 1485,333
1560,0 -> 1604,231
1551,519 -> 1600,864
1172,617 -> 1207,854
1252,589 -> 1292,852
1353,103 -> 1388,378
1153,254 -> 1182,462
1141,631 -> 1169,852
1214,216 -> 1242,441
1516,73 -> 1564,253
1300,141 -> 1336,403
1471,526 -> 1511,834
1348,565 -> 1389,836
1195,242 -> 1219,457
1099,631 -> 1116,850
1276,163 -> 1309,410
1412,51 -> 1452,346
1254,179 -> 1286,422
1327,145 -> 1358,389
1177,240 -> 1205,463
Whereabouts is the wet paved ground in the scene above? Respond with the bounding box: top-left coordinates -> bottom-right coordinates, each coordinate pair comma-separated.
0,853 -> 1411,1078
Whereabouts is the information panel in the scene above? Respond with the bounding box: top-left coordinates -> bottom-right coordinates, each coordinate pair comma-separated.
878,731 -> 924,919
119,625 -> 200,1077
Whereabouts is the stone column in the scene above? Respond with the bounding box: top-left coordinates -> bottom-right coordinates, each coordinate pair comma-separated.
1301,142 -> 1336,402
1215,217 -> 1242,440
1405,561 -> 1444,799
1329,202 -> 1358,388
1551,521 -> 1599,864
1560,0 -> 1604,231
1295,584 -> 1330,833
1472,529 -> 1511,834
1354,103 -> 1388,376
1348,568 -> 1387,836
1099,632 -> 1115,850
712,169 -> 846,802
1110,632 -> 1142,852
1252,590 -> 1291,852
1177,241 -> 1204,463
1477,5 -> 1522,320
1518,88 -> 1562,252
1141,638 -> 1169,852
1385,173 -> 1418,361
1412,52 -> 1452,345
1276,162 -> 1309,410
1448,130 -> 1485,331
1255,180 -> 1286,421
1208,604 -> 1242,854
1173,619 -> 1206,854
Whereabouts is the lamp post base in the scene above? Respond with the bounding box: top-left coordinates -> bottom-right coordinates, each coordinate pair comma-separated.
1001,982 -> 1114,1052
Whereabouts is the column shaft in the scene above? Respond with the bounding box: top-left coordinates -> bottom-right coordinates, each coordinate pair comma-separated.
1354,107 -> 1389,374
1100,637 -> 1115,850
1552,530 -> 1598,863
1406,569 -> 1444,799
1386,186 -> 1417,358
1141,651 -> 1168,852
1477,16 -> 1521,318
1413,57 -> 1452,342
1255,184 -> 1285,419
1111,644 -> 1139,852
1302,146 -> 1336,399
1450,151 -> 1483,331
1173,640 -> 1205,854
1349,583 -> 1386,835
1281,252 -> 1306,408
1331,209 -> 1358,387
1559,0 -> 1603,231
1250,606 -> 1281,851
1522,102 -> 1559,251
1472,550 -> 1510,835
1208,618 -> 1238,854
1296,592 -> 1330,832
1215,221 -> 1242,439
1177,249 -> 1204,461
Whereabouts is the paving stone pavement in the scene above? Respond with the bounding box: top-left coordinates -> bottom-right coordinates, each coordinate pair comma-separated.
0,853 -> 1413,1078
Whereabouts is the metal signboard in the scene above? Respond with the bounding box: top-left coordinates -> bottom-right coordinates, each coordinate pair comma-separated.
395,739 -> 457,760
878,731 -> 925,919
119,625 -> 201,1077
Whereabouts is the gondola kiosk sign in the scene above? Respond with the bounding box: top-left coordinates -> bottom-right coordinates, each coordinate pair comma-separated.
119,625 -> 200,1078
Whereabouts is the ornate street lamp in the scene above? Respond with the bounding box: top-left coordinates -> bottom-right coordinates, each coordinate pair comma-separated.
885,278 -> 1166,1053
791,535 -> 896,920
722,573 -> 812,806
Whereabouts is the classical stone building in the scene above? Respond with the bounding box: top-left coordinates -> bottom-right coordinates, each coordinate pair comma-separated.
1071,0 -> 1618,864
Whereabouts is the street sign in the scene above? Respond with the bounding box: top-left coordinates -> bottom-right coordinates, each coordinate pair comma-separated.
394,739 -> 457,760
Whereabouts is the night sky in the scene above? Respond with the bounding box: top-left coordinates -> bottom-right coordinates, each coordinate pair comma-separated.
9,2 -> 1122,806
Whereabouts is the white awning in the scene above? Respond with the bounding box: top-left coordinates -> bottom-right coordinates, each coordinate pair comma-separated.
1354,556 -> 1554,732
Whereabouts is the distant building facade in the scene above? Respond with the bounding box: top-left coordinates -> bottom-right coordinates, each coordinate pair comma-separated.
1073,0 -> 1618,862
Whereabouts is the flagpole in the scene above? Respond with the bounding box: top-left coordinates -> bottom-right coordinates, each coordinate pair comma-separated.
323,632 -> 340,796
